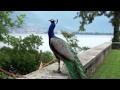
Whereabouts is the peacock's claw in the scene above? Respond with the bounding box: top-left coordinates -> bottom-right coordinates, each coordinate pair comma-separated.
53,70 -> 62,74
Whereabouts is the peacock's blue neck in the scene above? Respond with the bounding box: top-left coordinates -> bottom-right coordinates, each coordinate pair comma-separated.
48,23 -> 55,39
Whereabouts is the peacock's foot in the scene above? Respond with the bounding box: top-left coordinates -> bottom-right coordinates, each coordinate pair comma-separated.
53,70 -> 62,74
53,70 -> 67,75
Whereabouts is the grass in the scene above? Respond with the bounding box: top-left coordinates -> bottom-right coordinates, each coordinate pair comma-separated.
91,49 -> 120,79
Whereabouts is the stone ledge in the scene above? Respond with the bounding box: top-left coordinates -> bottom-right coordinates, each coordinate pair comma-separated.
18,42 -> 112,79
112,42 -> 120,49
78,42 -> 112,68
20,62 -> 69,79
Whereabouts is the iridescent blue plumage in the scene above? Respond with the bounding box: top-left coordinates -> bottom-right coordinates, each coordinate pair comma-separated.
48,19 -> 87,79
48,19 -> 55,39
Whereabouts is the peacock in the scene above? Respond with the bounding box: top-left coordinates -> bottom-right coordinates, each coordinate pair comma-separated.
48,19 -> 87,79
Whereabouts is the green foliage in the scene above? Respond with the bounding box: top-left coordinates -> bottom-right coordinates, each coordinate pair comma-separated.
0,72 -> 15,79
61,31 -> 74,41
0,32 -> 49,75
0,47 -> 41,75
0,11 -> 25,41
92,50 -> 120,79
3,34 -> 43,51
0,34 -> 43,75
0,72 -> 8,79
61,31 -> 90,53
16,14 -> 26,27
0,11 -> 55,75
22,34 -> 43,50
74,11 -> 120,42
41,51 -> 55,63
0,47 -> 55,75
0,51 -> 11,68
80,47 -> 90,51
0,11 -> 25,27
10,51 -> 38,74
74,11 -> 105,31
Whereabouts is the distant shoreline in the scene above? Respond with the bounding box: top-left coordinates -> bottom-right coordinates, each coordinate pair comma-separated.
9,32 -> 113,35
73,33 -> 113,35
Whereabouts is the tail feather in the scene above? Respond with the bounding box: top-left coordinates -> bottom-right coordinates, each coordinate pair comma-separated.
74,59 -> 87,79
64,60 -> 78,79
64,58 -> 87,79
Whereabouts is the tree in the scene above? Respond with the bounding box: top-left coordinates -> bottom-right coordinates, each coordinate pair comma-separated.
61,30 -> 78,53
0,11 -> 25,41
3,34 -> 43,51
0,33 -> 44,75
74,11 -> 120,42
61,31 -> 90,54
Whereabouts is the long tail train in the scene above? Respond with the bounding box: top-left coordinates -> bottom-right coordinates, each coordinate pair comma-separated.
64,58 -> 87,79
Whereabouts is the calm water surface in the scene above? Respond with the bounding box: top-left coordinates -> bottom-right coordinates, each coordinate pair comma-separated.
0,34 -> 113,52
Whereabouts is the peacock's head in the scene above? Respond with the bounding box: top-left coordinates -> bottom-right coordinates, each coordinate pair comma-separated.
48,19 -> 58,24
48,19 -> 55,23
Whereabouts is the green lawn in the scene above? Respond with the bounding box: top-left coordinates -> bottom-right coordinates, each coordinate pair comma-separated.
91,50 -> 120,79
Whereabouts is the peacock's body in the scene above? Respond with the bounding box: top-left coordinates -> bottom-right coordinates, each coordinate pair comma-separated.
48,19 -> 87,79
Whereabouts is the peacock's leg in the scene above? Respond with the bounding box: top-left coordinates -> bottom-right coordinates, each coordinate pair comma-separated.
53,58 -> 62,74
57,59 -> 61,73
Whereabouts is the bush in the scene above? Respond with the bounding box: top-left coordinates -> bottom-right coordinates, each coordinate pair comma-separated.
0,34 -> 44,75
0,34 -> 55,75
11,51 -> 39,74
41,51 -> 55,63
0,51 -> 11,69
0,72 -> 9,79
0,47 -> 41,75
0,72 -> 8,79
0,72 -> 15,79
0,47 -> 55,75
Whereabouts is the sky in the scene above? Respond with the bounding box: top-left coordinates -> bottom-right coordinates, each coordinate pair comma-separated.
16,11 -> 114,33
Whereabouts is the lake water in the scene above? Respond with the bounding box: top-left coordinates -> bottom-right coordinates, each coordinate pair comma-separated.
0,34 -> 113,52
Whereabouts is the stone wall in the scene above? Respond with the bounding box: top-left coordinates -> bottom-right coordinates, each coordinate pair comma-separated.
78,42 -> 112,78
18,42 -> 112,79
112,42 -> 120,49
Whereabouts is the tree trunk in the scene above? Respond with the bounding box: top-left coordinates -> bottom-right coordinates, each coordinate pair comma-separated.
0,33 -> 3,41
112,24 -> 119,42
112,12 -> 120,42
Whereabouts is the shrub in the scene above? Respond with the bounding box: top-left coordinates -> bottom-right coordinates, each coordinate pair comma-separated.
0,47 -> 40,75
0,72 -> 15,79
0,34 -> 43,75
0,35 -> 55,75
41,51 -> 55,63
0,72 -> 8,79
0,47 -> 56,75
10,51 -> 39,75
0,51 -> 11,69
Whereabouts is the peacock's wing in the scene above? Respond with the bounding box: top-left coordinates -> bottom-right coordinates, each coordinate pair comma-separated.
50,37 -> 74,62
50,37 -> 87,79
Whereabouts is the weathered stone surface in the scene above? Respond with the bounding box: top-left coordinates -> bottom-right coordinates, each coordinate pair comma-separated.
78,42 -> 112,77
112,42 -> 120,49
18,42 -> 112,79
19,62 -> 69,79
